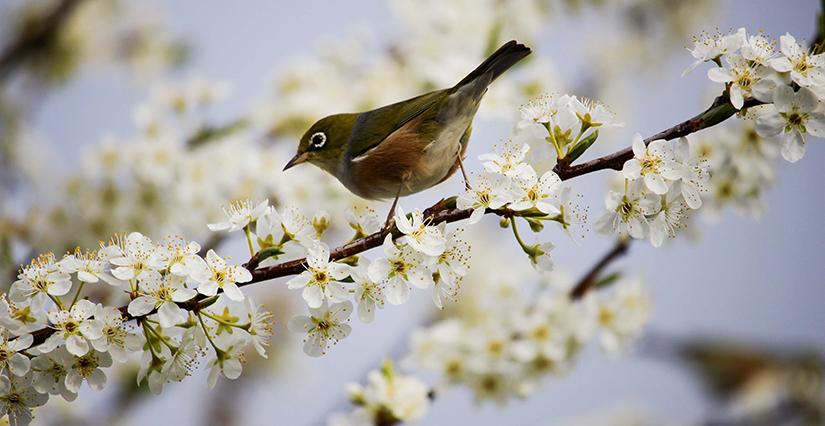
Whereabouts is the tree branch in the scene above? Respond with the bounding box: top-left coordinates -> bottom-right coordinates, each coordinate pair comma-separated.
0,0 -> 83,83
554,95 -> 763,180
568,239 -> 629,300
24,91 -> 748,346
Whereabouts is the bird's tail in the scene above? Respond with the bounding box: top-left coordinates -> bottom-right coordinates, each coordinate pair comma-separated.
454,40 -> 531,89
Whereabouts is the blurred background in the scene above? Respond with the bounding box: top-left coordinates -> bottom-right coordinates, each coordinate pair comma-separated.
0,0 -> 822,425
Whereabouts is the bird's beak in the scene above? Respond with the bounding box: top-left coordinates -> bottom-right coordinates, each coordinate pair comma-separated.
283,152 -> 309,171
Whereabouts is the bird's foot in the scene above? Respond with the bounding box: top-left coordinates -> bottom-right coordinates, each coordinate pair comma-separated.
457,153 -> 473,191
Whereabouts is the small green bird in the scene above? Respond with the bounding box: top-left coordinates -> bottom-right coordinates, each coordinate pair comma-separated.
284,40 -> 531,221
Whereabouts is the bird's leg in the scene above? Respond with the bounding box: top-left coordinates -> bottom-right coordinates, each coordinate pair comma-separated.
384,183 -> 404,230
456,153 -> 472,191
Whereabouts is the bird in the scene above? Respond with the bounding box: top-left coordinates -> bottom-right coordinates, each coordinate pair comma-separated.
283,40 -> 531,225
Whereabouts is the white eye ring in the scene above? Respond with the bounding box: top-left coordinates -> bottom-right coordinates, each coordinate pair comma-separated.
310,132 -> 327,149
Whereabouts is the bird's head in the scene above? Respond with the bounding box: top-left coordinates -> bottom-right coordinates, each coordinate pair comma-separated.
283,113 -> 358,175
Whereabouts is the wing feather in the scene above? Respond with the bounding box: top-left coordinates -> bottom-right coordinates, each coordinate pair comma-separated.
346,89 -> 447,158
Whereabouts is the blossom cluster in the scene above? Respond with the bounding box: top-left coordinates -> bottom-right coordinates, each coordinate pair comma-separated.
595,134 -> 707,247
206,198 -> 471,357
328,361 -> 431,426
0,233 -> 273,425
692,121 -> 782,219
687,28 -> 825,162
467,94 -> 620,249
593,28 -> 825,246
403,274 -> 651,404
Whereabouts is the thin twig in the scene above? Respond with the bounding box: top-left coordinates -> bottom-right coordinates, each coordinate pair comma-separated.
568,239 -> 629,300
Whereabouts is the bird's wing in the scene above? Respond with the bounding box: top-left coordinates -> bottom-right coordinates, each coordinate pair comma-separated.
347,89 -> 447,158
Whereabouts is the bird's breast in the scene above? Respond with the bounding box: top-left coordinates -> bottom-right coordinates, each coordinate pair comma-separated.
341,115 -> 471,200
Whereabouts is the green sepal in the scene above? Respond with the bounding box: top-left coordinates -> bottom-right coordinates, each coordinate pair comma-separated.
337,256 -> 359,267
526,217 -> 544,232
566,130 -> 599,163
512,207 -> 548,218
255,246 -> 285,263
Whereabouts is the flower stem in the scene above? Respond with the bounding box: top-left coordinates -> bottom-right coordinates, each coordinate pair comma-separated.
244,225 -> 255,258
197,311 -> 222,355
141,320 -> 160,358
200,310 -> 248,329
545,123 -> 565,160
48,294 -> 65,311
69,281 -> 85,308
143,321 -> 178,351
509,217 -> 531,254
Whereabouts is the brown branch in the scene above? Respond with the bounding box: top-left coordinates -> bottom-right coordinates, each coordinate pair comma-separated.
554,95 -> 764,180
568,239 -> 630,300
0,0 -> 83,82
22,91 -> 748,347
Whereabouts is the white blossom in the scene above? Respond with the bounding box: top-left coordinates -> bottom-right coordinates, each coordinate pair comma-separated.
595,180 -> 659,239
60,249 -> 115,285
479,142 -> 532,179
622,134 -> 682,195
707,54 -> 770,109
287,242 -> 351,309
0,373 -> 48,426
394,207 -> 446,257
148,237 -> 202,277
346,364 -> 430,423
0,332 -> 33,376
206,343 -> 244,389
242,298 -> 274,358
756,86 -> 825,162
288,301 -> 353,357
88,305 -> 142,363
455,172 -> 513,224
207,199 -> 269,232
648,186 -> 687,248
368,236 -> 434,305
769,33 -> 825,89
9,254 -> 72,311
31,349 -> 76,401
554,186 -> 589,241
0,297 -> 46,334
103,232 -> 156,281
346,207 -> 382,239
189,249 -> 252,302
509,168 -> 562,214
683,28 -> 746,76
63,350 -> 113,393
593,279 -> 652,355
128,272 -> 197,328
40,300 -> 102,357
351,262 -> 385,323
674,137 -> 710,209
162,329 -> 202,383
527,242 -> 555,273
569,95 -> 623,129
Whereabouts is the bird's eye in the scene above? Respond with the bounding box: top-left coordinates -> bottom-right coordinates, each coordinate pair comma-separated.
310,132 -> 327,149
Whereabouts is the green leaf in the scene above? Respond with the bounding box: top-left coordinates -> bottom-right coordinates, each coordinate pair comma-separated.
566,130 -> 599,163
594,271 -> 622,290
